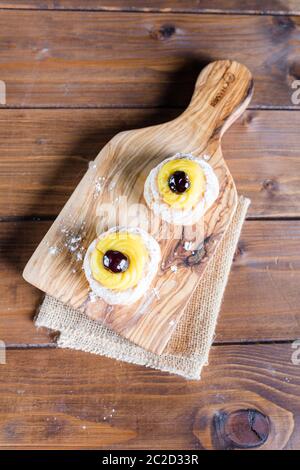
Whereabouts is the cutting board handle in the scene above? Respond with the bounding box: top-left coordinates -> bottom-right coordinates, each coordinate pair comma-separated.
179,60 -> 253,142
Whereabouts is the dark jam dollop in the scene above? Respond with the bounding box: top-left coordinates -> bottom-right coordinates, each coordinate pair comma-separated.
103,250 -> 129,273
168,171 -> 190,194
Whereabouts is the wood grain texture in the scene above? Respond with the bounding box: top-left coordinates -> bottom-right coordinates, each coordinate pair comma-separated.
0,0 -> 299,14
2,220 -> 300,346
0,109 -> 299,218
0,2 -> 299,452
23,60 -> 253,354
0,220 -> 53,345
0,344 -> 299,449
0,11 -> 299,108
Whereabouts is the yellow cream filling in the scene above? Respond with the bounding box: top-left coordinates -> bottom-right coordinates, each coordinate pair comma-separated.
157,159 -> 206,210
90,232 -> 148,290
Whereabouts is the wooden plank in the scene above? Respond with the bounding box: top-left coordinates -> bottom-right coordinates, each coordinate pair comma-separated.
0,1 -> 299,15
0,220 -> 53,345
0,12 -> 299,108
23,60 -> 252,355
0,344 -> 299,449
0,109 -> 299,218
1,219 -> 300,345
218,220 -> 300,343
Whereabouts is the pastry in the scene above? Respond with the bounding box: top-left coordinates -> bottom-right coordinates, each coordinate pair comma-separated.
84,226 -> 160,305
144,153 -> 219,225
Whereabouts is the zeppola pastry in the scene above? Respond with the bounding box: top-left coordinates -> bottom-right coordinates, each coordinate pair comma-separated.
144,153 -> 219,225
84,226 -> 161,305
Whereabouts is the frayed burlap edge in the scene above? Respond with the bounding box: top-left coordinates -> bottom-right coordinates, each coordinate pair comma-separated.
36,196 -> 250,380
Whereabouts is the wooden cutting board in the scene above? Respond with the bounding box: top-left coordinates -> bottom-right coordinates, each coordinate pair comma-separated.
23,60 -> 253,355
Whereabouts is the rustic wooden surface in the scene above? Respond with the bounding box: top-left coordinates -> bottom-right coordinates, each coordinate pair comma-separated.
2,219 -> 300,346
1,1 -> 300,14
0,12 -> 299,108
0,109 -> 299,218
0,1 -> 300,449
1,345 -> 299,449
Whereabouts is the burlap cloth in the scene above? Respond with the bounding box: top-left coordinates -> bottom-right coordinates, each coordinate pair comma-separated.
36,196 -> 250,380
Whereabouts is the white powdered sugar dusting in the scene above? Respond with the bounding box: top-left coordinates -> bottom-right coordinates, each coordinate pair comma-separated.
75,250 -> 83,261
66,235 -> 82,252
94,176 -> 106,199
48,245 -> 60,256
89,161 -> 97,170
184,241 -> 193,251
152,287 -> 160,300
108,180 -> 116,191
88,291 -> 98,303
58,220 -> 87,263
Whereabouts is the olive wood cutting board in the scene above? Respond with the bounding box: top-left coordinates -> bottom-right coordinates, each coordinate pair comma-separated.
23,60 -> 253,355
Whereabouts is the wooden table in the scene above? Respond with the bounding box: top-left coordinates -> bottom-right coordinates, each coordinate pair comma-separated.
0,1 -> 300,450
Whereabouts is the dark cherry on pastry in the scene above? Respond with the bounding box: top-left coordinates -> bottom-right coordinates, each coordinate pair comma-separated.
103,250 -> 129,273
168,171 -> 190,194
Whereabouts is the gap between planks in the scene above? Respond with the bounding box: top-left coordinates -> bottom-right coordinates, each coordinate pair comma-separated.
5,339 -> 297,350
0,105 -> 300,111
0,8 -> 298,17
1,216 -> 300,223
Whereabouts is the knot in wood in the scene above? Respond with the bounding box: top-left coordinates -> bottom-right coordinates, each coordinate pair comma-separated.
272,16 -> 295,36
262,178 -> 279,193
150,24 -> 176,40
214,408 -> 270,449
